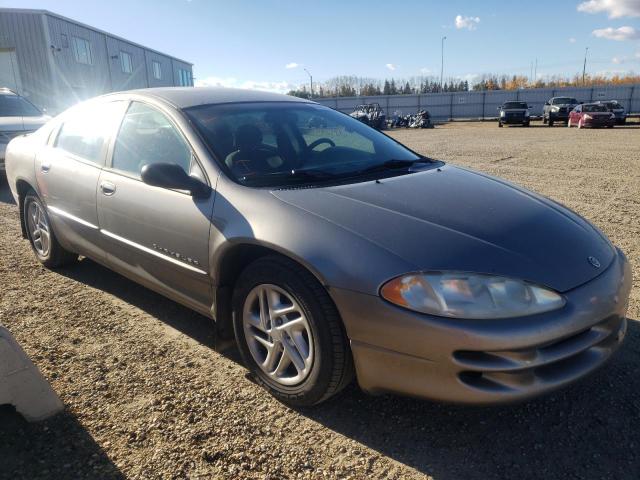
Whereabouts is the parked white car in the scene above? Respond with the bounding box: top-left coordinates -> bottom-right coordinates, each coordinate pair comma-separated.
0,88 -> 49,172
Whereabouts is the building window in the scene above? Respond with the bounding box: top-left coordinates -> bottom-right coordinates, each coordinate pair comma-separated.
60,33 -> 69,49
72,36 -> 92,65
178,68 -> 192,86
120,51 -> 133,74
152,61 -> 162,80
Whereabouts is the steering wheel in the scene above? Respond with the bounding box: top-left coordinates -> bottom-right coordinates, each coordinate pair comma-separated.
307,138 -> 336,151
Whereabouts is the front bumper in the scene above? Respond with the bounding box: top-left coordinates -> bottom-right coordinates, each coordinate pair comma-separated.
332,248 -> 631,404
549,111 -> 570,121
501,115 -> 528,124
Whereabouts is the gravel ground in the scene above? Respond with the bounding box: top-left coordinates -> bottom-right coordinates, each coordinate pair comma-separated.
0,120 -> 639,480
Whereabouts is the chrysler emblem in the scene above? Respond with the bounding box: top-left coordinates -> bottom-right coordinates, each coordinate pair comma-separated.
588,256 -> 601,268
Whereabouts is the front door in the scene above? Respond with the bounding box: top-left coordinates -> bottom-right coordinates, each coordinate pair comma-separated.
97,101 -> 215,314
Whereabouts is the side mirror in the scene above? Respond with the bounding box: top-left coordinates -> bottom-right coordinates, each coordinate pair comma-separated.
141,162 -> 210,198
544,102 -> 550,106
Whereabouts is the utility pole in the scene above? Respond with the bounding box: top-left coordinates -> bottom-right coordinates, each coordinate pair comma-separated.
534,58 -> 537,85
440,36 -> 446,92
582,47 -> 589,85
304,68 -> 313,99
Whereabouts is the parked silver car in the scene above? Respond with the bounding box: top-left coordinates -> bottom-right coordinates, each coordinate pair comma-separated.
6,88 -> 631,406
0,88 -> 49,172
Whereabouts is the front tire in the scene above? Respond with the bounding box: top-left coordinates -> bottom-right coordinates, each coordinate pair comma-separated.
232,256 -> 353,406
23,191 -> 78,268
498,121 -> 503,128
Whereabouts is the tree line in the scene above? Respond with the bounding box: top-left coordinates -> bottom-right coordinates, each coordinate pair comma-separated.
287,73 -> 640,98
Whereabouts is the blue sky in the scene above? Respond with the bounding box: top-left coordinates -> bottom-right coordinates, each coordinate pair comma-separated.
3,0 -> 639,92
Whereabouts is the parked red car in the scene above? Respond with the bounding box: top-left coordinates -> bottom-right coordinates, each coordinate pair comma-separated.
568,103 -> 615,129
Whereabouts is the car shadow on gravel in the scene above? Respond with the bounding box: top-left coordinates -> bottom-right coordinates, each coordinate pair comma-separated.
301,319 -> 640,480
0,174 -> 16,205
0,405 -> 124,480
54,257 -> 639,479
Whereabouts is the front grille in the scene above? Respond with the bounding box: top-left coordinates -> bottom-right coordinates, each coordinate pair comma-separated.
454,315 -> 625,393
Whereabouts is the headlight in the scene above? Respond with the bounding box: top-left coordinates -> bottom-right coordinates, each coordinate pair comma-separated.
500,111 -> 505,117
584,114 -> 592,120
381,272 -> 565,319
551,106 -> 559,112
524,110 -> 530,117
610,113 -> 615,119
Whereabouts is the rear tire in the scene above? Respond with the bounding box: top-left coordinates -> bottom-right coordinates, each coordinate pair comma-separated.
232,255 -> 354,406
23,191 -> 78,268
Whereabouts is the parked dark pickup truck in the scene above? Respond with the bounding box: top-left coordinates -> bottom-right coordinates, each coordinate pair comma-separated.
543,97 -> 579,126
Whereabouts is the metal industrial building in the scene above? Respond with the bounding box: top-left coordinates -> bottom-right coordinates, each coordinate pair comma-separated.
0,8 -> 193,113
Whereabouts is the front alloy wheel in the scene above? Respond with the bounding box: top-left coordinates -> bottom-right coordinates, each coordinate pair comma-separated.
233,256 -> 353,406
242,284 -> 314,385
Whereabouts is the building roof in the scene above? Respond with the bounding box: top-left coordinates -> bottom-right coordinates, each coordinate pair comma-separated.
0,8 -> 193,65
129,87 -> 313,108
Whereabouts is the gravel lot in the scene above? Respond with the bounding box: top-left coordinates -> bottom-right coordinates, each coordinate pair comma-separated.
0,120 -> 639,480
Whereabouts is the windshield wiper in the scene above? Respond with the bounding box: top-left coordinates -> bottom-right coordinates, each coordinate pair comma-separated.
356,159 -> 428,175
240,168 -> 337,186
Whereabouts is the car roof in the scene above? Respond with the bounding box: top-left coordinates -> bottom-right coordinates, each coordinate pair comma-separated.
0,88 -> 18,96
121,87 -> 315,109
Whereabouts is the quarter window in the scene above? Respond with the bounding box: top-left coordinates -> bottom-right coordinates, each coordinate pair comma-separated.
72,36 -> 92,65
120,51 -> 133,74
152,61 -> 162,80
112,102 -> 192,177
56,101 -> 127,164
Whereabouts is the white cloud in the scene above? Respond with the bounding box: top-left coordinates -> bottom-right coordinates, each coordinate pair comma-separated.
569,37 -> 577,43
385,63 -> 397,71
455,15 -> 480,30
285,62 -> 299,69
578,0 -> 640,18
419,67 -> 431,74
195,76 -> 297,94
612,56 -> 623,63
636,51 -> 640,58
592,25 -> 640,40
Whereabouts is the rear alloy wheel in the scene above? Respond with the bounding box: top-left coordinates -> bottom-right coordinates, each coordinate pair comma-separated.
24,192 -> 77,268
233,256 -> 353,406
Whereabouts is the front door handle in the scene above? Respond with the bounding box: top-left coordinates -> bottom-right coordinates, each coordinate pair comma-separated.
100,181 -> 116,196
40,162 -> 51,173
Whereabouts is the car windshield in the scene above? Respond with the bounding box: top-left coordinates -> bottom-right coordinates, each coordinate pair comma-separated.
552,97 -> 578,105
0,94 -> 42,117
503,102 -> 527,109
185,102 -> 427,187
583,104 -> 608,112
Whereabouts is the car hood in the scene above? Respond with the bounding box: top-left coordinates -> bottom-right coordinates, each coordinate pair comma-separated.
272,165 -> 614,292
0,116 -> 48,131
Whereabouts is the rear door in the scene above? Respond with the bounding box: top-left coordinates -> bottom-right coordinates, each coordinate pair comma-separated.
36,100 -> 128,261
97,101 -> 215,314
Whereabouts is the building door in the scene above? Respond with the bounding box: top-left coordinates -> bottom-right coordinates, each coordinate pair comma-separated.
0,49 -> 22,92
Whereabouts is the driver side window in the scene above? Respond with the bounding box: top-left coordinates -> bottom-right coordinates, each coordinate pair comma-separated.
112,102 -> 192,177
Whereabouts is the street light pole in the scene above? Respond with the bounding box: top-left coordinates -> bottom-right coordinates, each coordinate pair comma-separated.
582,47 -> 589,85
304,68 -> 313,99
440,36 -> 447,92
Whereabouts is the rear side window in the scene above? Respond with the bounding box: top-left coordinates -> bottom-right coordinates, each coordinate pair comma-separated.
111,102 -> 192,177
55,101 -> 127,164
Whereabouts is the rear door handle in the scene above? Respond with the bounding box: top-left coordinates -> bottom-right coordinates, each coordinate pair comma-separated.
100,181 -> 116,196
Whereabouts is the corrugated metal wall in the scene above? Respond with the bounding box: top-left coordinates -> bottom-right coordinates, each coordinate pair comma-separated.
316,84 -> 640,120
0,9 -> 194,112
0,10 -> 53,111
